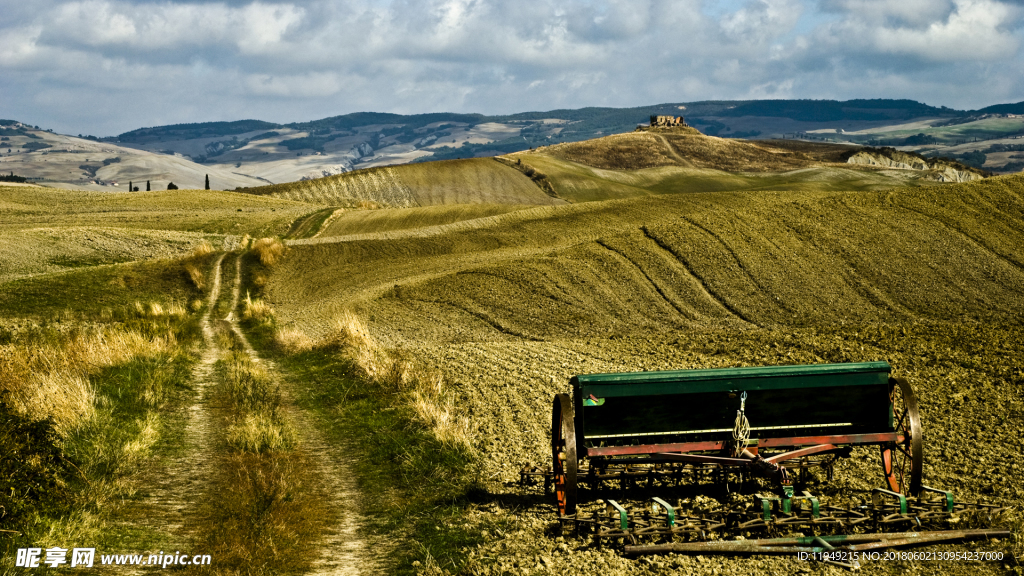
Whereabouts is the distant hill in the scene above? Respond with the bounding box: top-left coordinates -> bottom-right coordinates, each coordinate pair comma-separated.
5,98 -> 1022,191
715,99 -> 956,122
110,99 -> 969,153
974,101 -> 1024,115
117,120 -> 282,144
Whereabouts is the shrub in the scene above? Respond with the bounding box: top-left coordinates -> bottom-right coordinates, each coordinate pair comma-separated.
274,327 -> 314,354
242,292 -> 274,323
252,237 -> 285,266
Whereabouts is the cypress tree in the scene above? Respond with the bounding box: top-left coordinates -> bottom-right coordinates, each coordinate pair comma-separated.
146,180 -> 150,191
205,174 -> 210,190
129,180 -> 132,191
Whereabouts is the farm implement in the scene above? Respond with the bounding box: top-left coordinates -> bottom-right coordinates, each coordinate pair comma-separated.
521,362 -> 1010,563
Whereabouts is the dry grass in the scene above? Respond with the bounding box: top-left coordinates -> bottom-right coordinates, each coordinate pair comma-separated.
226,412 -> 297,453
253,237 -> 285,266
0,325 -> 174,435
183,243 -> 213,290
318,311 -> 473,449
184,262 -> 205,289
217,348 -> 294,453
192,452 -> 332,575
274,326 -> 315,354
190,240 -> 214,257
242,291 -> 275,322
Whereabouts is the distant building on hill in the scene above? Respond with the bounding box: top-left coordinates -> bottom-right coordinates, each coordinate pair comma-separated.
650,115 -> 688,127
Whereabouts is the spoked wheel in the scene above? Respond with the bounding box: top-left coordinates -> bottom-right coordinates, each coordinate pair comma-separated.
880,377 -> 923,496
551,393 -> 578,517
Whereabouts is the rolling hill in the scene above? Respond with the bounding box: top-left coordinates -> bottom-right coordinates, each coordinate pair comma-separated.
4,99 -> 1022,193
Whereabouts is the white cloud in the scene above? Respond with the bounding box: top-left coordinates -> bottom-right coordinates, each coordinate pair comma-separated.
0,0 -> 1021,135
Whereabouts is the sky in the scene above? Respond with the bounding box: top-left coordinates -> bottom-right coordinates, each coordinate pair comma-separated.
2,0 -> 1023,136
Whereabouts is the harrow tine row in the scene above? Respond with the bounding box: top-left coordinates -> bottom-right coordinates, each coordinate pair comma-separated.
545,489 -> 1006,543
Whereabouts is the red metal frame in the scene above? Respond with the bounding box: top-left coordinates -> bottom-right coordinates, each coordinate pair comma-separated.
584,432 -> 901,458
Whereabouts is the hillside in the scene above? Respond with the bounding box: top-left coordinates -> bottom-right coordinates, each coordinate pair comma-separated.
263,176 -> 1024,560
269,174 -> 1024,341
492,129 -> 983,204
241,158 -> 564,208
4,99 -> 1022,192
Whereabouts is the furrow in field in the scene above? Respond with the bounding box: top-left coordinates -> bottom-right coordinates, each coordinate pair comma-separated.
595,238 -> 694,320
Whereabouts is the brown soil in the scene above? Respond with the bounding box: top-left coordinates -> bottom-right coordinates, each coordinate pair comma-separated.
264,174 -> 1024,575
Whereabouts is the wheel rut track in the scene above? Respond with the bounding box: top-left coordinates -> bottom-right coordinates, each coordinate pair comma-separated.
639,226 -> 758,326
124,253 -> 227,575
595,237 -> 696,322
224,253 -> 378,576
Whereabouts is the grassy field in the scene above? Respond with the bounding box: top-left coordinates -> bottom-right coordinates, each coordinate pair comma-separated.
2,134 -> 1022,576
0,185 -> 314,234
0,184 -> 317,284
261,172 -> 1024,575
317,203 -> 533,237
243,158 -> 564,208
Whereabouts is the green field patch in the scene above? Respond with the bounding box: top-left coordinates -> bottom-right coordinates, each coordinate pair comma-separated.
0,254 -> 214,318
0,185 -> 317,236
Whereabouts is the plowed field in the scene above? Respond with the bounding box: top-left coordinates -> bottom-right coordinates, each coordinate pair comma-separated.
263,174 -> 1024,575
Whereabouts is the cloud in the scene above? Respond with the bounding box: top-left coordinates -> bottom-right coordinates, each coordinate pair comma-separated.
0,0 -> 1022,135
820,0 -> 1021,61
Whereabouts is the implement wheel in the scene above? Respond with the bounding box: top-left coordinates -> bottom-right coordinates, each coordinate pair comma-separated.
880,377 -> 923,496
551,393 -> 578,516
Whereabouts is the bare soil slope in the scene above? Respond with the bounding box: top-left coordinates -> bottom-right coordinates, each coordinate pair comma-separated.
261,174 -> 1024,575
272,175 -> 1024,342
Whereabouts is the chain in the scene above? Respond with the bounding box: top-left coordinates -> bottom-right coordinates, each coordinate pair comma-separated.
733,391 -> 750,457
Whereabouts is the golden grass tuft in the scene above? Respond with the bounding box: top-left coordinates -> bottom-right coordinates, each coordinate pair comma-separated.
190,240 -> 215,257
317,311 -> 473,450
253,237 -> 285,266
0,325 -> 173,434
242,292 -> 274,322
274,326 -> 315,354
166,301 -> 187,317
226,413 -> 297,453
184,262 -> 206,290
410,370 -> 473,450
